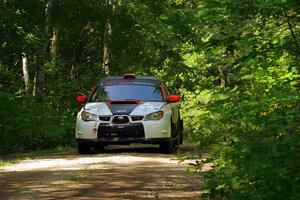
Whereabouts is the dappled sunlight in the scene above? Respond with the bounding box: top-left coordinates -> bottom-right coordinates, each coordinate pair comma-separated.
0,145 -> 209,199
1,155 -> 184,172
0,146 -> 200,172
0,157 -> 205,199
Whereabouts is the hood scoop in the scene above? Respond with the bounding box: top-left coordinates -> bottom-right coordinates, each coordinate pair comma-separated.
106,100 -> 141,115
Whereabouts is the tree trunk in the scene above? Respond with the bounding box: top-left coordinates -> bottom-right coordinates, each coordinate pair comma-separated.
102,0 -> 115,75
70,64 -> 77,79
102,20 -> 111,75
33,0 -> 52,98
50,27 -> 59,64
33,49 -> 45,97
218,66 -> 226,88
22,52 -> 30,93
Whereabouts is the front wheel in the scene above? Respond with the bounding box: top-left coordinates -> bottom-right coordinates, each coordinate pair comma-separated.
179,120 -> 184,145
159,120 -> 178,153
77,141 -> 91,154
159,140 -> 173,153
94,143 -> 105,152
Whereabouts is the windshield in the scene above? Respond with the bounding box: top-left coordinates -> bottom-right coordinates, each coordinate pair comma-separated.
90,81 -> 163,102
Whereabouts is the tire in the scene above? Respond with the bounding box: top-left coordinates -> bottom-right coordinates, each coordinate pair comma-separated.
159,140 -> 173,153
179,130 -> 184,145
159,120 -> 175,153
173,121 -> 181,151
174,134 -> 180,151
94,144 -> 105,152
179,120 -> 184,145
77,141 -> 91,154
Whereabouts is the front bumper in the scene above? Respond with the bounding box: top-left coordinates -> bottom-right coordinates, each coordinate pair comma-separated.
76,114 -> 171,141
98,122 -> 145,141
77,121 -> 170,144
76,137 -> 171,145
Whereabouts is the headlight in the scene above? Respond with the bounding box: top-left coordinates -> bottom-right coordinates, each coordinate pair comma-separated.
81,111 -> 98,121
144,111 -> 164,121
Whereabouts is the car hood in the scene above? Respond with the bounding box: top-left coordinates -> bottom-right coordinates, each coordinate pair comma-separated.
84,102 -> 165,116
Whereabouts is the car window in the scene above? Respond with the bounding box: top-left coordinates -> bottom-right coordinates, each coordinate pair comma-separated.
90,82 -> 163,102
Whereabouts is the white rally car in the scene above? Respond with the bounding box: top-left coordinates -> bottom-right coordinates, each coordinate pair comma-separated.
75,74 -> 183,154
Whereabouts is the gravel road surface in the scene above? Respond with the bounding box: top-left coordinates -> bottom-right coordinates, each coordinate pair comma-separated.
0,145 -> 208,200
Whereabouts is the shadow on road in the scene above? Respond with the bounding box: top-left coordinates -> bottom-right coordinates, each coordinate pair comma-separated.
91,143 -> 198,155
0,144 -> 206,200
0,162 -> 204,200
97,145 -> 160,154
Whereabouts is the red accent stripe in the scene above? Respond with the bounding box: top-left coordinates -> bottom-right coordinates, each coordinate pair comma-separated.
160,84 -> 167,101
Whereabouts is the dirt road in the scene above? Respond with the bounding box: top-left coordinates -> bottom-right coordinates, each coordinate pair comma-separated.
0,145 -> 207,200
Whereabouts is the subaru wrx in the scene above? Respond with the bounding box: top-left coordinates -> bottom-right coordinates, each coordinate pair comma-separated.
75,74 -> 183,154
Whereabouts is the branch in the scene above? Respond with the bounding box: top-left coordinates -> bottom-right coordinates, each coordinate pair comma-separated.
284,9 -> 300,55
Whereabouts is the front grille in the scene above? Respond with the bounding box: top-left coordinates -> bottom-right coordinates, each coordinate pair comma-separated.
112,115 -> 129,124
98,123 -> 145,138
131,116 -> 144,121
99,116 -> 111,121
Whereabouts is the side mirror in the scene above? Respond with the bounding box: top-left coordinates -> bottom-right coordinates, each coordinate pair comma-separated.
76,95 -> 86,103
169,95 -> 181,103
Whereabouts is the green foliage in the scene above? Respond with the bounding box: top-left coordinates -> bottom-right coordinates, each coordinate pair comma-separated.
0,92 -> 74,154
180,89 -> 223,146
67,168 -> 91,181
0,0 -> 299,198
202,67 -> 300,199
0,146 -> 74,166
179,1 -> 300,199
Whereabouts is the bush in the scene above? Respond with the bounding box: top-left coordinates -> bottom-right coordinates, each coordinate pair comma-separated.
201,66 -> 300,200
180,89 -> 223,147
0,92 -> 75,154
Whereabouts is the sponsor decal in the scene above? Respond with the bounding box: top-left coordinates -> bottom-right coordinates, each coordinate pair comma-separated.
116,109 -> 127,113
117,116 -> 125,120
92,122 -> 97,135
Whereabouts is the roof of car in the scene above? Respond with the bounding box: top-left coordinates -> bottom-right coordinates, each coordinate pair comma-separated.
103,76 -> 161,81
96,76 -> 162,87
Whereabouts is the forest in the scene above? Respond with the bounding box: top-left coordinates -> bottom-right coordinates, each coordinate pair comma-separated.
0,0 -> 299,199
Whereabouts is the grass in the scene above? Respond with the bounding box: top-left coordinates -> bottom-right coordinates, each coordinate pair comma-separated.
67,167 -> 91,181
0,146 -> 75,166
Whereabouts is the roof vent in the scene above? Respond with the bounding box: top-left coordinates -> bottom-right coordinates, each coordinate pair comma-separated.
123,73 -> 136,79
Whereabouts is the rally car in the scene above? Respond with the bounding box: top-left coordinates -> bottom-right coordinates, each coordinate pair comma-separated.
75,74 -> 183,154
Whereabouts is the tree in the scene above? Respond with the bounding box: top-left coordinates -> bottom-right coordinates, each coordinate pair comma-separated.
0,1 -> 299,199
33,0 -> 52,98
22,52 -> 30,92
102,0 -> 116,75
